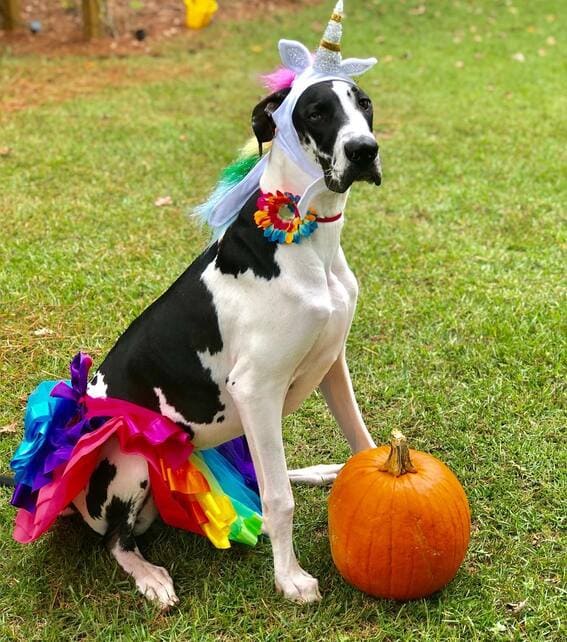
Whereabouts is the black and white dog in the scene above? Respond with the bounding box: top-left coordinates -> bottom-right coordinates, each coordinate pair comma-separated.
72,78 -> 381,607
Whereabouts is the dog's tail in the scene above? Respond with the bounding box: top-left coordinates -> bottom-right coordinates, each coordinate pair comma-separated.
0,474 -> 15,488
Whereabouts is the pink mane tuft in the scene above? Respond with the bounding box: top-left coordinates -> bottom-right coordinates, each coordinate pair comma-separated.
260,66 -> 297,93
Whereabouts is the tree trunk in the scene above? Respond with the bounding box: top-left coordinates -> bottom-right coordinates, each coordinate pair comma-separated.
1,0 -> 21,31
82,0 -> 102,39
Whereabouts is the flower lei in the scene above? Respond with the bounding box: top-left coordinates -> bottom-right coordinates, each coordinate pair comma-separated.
254,191 -> 318,244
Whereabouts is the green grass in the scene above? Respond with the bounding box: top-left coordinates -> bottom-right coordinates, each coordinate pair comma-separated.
0,1 -> 565,640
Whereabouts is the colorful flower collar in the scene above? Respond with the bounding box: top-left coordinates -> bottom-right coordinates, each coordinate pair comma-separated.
254,190 -> 342,244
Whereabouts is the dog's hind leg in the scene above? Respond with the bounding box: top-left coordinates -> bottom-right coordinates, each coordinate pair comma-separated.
107,536 -> 178,610
287,352 -> 375,487
74,438 -> 177,609
287,350 -> 374,486
104,492 -> 178,610
288,463 -> 344,486
104,469 -> 178,609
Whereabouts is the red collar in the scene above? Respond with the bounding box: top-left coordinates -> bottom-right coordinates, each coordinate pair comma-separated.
317,212 -> 343,223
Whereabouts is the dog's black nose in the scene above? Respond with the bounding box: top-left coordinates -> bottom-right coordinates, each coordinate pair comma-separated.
344,139 -> 379,165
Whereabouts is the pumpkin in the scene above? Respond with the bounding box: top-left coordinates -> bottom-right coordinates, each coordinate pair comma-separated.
328,430 -> 470,600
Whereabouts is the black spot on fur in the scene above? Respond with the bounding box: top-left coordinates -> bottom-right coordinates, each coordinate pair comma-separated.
97,243 -> 227,431
215,189 -> 280,280
293,81 -> 349,160
140,480 -> 148,489
216,415 -> 225,423
292,81 -> 376,192
86,458 -> 116,519
95,153 -> 281,430
135,492 -> 151,527
104,496 -> 136,552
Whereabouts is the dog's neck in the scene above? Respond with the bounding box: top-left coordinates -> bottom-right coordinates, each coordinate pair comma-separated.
259,141 -> 349,221
258,141 -> 349,269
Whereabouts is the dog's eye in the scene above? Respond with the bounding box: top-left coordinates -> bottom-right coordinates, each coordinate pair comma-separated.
358,98 -> 371,110
308,111 -> 322,121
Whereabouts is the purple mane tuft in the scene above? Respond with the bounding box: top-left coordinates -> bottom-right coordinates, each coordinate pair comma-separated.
260,65 -> 297,92
260,51 -> 315,93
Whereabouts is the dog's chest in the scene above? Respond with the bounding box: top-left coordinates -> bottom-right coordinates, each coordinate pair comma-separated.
281,239 -> 358,410
201,228 -> 357,419
94,209 -> 357,444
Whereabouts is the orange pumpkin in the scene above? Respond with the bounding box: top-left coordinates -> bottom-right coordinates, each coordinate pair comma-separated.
328,431 -> 471,600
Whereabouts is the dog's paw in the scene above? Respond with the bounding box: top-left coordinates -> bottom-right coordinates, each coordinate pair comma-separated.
135,562 -> 179,610
275,569 -> 322,604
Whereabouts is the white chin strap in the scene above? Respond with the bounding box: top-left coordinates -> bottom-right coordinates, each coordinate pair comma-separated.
296,176 -> 327,216
271,68 -> 353,216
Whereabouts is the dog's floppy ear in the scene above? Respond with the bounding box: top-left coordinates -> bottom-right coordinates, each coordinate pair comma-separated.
251,87 -> 291,155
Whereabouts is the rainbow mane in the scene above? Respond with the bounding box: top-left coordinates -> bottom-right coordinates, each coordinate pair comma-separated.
195,63 -> 300,237
195,137 -> 262,237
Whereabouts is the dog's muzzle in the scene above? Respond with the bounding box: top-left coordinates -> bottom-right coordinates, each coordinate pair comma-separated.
345,138 -> 382,184
344,138 -> 379,166
324,137 -> 382,192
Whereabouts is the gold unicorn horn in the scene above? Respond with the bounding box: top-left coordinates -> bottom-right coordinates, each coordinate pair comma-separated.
313,0 -> 344,74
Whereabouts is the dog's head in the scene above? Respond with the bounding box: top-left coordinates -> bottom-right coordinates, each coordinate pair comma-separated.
252,80 -> 381,193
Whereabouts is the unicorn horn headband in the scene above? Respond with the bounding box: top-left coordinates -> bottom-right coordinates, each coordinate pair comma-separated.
314,0 -> 344,73
279,0 -> 377,78
197,0 -> 378,232
275,1 -> 378,215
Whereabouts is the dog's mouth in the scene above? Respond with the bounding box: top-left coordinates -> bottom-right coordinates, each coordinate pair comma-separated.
318,156 -> 382,193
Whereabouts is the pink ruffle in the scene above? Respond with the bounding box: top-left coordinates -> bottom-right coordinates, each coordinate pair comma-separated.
14,396 -> 198,543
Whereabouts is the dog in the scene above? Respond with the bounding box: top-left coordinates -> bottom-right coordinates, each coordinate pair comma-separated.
60,77 -> 382,608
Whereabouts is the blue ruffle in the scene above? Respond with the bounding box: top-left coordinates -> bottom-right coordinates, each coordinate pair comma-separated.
11,381 -> 76,498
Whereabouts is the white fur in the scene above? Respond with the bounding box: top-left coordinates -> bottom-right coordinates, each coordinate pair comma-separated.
287,463 -> 344,485
110,540 -> 179,609
87,371 -> 108,398
154,387 -> 192,427
186,85 -> 377,600
74,436 -> 151,535
331,81 -> 380,184
231,136 -> 374,601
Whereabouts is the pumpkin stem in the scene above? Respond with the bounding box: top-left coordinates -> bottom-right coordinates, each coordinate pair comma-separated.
379,430 -> 417,477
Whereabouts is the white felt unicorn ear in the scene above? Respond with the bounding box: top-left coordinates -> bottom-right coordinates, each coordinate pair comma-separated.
340,57 -> 378,77
278,39 -> 312,74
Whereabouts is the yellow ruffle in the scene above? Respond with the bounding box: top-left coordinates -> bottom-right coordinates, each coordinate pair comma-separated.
191,454 -> 238,549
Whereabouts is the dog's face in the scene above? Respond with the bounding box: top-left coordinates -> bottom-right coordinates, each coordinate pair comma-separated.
292,80 -> 381,192
251,80 -> 381,193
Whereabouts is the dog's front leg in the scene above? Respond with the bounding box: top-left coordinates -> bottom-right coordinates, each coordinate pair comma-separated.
229,375 -> 321,603
288,352 -> 374,487
319,350 -> 375,453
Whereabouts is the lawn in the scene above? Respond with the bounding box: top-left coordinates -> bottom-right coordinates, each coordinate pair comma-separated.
0,1 -> 565,640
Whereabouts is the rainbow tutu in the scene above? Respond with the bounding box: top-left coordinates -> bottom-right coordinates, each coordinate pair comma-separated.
10,353 -> 262,548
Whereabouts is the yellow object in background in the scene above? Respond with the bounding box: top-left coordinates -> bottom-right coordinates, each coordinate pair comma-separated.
184,0 -> 218,29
